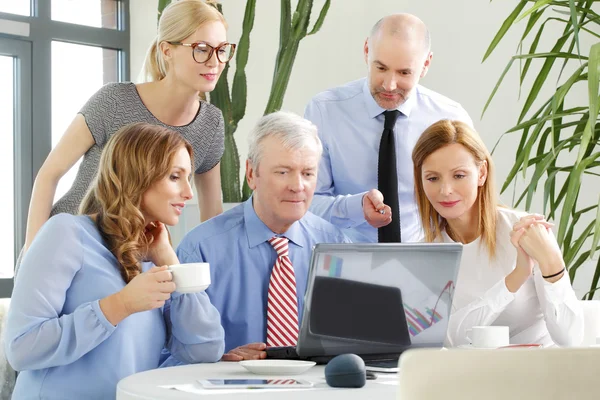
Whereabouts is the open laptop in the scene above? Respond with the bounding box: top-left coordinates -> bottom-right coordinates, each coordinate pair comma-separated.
266,243 -> 463,365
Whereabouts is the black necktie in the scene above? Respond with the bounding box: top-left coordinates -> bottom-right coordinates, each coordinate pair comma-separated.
377,110 -> 401,243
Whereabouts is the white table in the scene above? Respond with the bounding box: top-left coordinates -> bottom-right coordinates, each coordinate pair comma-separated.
116,362 -> 398,399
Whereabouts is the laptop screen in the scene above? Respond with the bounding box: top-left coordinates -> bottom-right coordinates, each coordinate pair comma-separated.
310,276 -> 411,345
301,243 -> 461,354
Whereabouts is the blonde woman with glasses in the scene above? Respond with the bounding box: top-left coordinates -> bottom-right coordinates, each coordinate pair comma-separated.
22,0 -> 235,261
412,119 -> 583,348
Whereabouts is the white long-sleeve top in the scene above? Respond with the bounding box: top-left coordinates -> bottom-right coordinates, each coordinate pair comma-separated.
443,207 -> 584,348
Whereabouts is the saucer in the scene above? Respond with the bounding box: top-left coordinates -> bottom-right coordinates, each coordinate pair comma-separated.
176,284 -> 210,293
457,344 -> 542,350
239,360 -> 316,375
499,344 -> 543,349
457,344 -> 498,350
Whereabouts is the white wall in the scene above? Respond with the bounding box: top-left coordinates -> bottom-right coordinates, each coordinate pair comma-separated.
129,0 -> 596,297
130,0 -> 159,82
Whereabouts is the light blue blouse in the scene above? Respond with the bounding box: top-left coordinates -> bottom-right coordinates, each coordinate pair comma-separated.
4,214 -> 224,400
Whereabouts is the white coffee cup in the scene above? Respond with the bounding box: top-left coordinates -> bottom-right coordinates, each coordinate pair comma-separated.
168,263 -> 211,293
466,326 -> 509,348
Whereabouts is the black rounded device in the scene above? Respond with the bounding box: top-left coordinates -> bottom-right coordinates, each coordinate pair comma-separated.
324,354 -> 366,388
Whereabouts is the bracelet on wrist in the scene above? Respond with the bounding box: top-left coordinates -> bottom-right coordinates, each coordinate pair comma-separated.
542,267 -> 565,279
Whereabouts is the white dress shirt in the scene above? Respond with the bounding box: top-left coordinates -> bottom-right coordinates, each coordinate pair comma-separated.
305,78 -> 473,243
444,207 -> 584,347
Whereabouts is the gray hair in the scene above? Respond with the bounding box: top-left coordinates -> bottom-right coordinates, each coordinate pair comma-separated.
247,111 -> 322,168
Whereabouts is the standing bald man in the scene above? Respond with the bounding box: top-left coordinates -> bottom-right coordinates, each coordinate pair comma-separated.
305,14 -> 473,243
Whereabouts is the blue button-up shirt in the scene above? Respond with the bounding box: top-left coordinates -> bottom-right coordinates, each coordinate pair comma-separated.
305,78 -> 473,243
176,197 -> 350,352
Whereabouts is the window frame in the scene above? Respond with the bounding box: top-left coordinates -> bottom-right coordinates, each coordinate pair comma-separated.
0,0 -> 130,297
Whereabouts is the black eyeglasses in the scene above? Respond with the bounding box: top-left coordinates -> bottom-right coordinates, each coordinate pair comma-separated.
168,42 -> 236,64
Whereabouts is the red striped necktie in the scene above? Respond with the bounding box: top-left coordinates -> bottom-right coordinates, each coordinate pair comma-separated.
266,236 -> 299,347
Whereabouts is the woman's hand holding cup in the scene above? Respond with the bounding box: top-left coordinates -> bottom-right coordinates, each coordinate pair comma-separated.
119,266 -> 176,313
100,265 -> 175,326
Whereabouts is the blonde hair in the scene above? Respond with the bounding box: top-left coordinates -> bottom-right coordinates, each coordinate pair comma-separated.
80,123 -> 193,283
143,0 -> 226,82
412,120 -> 498,258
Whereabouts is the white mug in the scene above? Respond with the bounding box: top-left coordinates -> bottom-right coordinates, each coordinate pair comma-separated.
168,263 -> 211,293
466,326 -> 509,348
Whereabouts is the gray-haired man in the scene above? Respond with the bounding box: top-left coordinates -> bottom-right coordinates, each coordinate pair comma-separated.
173,111 -> 350,363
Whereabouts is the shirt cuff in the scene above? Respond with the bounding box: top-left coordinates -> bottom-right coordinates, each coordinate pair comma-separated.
540,271 -> 573,300
91,300 -> 118,333
347,192 -> 367,224
488,279 -> 516,311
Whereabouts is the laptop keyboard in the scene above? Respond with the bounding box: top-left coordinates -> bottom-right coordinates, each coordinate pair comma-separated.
265,346 -> 301,360
364,359 -> 399,369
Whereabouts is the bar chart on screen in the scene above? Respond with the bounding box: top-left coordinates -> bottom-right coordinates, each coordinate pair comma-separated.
316,251 -> 456,339
404,304 -> 442,336
322,254 -> 343,277
404,280 -> 454,337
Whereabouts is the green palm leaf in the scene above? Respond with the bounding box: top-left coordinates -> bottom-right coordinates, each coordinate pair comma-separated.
517,33 -> 571,123
557,152 -> 600,245
515,0 -> 552,24
587,257 -> 600,300
568,0 -> 582,58
578,42 -> 600,163
591,195 -> 600,260
482,0 -> 528,62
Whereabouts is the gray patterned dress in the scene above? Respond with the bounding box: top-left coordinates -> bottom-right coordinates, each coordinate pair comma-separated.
50,82 -> 225,216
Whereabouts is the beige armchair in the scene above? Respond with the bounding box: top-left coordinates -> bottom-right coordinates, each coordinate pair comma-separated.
398,300 -> 600,399
398,347 -> 600,399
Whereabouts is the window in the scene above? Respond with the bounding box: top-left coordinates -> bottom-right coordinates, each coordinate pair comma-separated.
52,0 -> 118,29
0,55 -> 16,276
0,0 -> 129,296
0,1 -> 30,16
51,42 -> 119,201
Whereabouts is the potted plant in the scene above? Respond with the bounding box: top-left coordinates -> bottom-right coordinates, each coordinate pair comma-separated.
482,0 -> 599,297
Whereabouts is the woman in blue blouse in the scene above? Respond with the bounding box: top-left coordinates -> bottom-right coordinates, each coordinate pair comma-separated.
4,123 -> 225,400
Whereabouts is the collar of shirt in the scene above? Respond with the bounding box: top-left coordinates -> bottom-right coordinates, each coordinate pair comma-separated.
243,196 -> 307,249
361,78 -> 418,120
